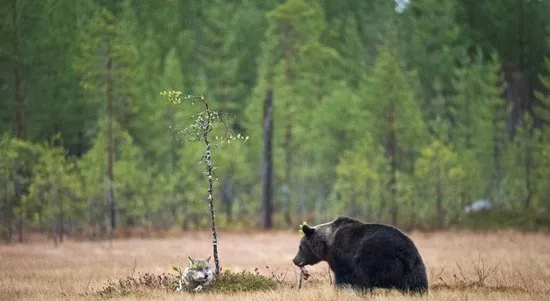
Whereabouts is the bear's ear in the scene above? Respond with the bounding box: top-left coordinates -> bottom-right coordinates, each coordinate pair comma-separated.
302,224 -> 315,237
298,221 -> 307,237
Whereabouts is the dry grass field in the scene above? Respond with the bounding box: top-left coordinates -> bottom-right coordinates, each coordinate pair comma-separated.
1,229 -> 550,301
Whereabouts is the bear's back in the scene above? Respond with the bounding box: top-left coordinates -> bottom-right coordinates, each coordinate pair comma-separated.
331,216 -> 414,246
324,216 -> 428,293
331,218 -> 423,267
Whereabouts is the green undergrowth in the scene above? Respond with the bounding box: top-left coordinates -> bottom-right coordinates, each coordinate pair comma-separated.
94,272 -> 177,298
458,208 -> 550,231
89,263 -> 537,299
93,268 -> 282,298
209,269 -> 279,293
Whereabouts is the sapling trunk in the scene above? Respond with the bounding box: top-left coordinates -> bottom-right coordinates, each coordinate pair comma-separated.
162,91 -> 246,278
199,96 -> 221,277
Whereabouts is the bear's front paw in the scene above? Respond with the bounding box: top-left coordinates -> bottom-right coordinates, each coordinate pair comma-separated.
193,285 -> 203,292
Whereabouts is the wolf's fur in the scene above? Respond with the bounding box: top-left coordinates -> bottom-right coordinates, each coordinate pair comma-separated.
176,256 -> 214,292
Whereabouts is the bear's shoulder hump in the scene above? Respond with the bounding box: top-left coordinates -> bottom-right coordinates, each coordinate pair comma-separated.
332,216 -> 362,227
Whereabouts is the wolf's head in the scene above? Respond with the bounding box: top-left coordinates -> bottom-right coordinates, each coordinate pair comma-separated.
186,256 -> 213,283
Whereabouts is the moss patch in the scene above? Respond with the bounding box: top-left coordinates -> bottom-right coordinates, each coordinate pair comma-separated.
93,269 -> 280,298
209,269 -> 279,293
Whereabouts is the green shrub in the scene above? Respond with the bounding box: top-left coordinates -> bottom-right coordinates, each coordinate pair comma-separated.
94,272 -> 178,298
93,268 -> 279,298
209,269 -> 279,293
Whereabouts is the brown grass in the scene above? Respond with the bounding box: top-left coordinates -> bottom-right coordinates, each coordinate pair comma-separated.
1,229 -> 550,300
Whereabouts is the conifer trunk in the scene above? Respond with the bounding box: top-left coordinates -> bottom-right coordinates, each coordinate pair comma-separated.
261,90 -> 274,230
106,57 -> 116,234
436,173 -> 444,229
12,0 -> 25,244
388,99 -> 398,226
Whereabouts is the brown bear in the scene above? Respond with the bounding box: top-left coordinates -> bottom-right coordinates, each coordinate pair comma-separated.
292,216 -> 428,294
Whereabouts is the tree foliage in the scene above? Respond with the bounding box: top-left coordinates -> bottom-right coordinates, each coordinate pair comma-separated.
2,0 -> 550,243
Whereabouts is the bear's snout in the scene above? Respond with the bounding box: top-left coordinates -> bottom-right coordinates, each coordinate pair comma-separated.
292,256 -> 303,267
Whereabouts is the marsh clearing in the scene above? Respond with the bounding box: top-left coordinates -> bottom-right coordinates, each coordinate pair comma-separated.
1,230 -> 549,300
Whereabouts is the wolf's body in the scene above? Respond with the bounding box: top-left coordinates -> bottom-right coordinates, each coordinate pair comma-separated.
176,256 -> 214,292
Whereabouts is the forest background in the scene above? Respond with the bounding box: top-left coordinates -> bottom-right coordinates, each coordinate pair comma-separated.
1,0 -> 550,244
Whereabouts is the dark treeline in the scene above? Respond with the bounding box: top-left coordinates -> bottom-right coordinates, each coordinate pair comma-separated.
1,0 -> 550,243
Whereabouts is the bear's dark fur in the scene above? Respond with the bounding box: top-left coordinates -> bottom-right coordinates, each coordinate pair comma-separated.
292,216 -> 428,294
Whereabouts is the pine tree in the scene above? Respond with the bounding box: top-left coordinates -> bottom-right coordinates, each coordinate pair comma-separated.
253,0 -> 340,226
450,50 -> 509,201
24,136 -> 80,246
76,121 -> 148,235
534,41 -> 550,129
0,135 -> 41,242
531,40 -> 550,213
456,0 -> 550,134
399,0 -> 465,132
415,139 -> 464,229
364,32 -> 427,226
331,136 -> 387,221
74,3 -> 138,233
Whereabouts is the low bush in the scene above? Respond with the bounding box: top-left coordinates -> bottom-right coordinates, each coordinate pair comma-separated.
209,269 -> 279,293
94,268 -> 280,298
95,272 -> 177,298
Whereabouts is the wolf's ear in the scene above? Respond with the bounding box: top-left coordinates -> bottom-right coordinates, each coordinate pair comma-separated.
302,224 -> 315,236
206,256 -> 211,262
188,256 -> 195,265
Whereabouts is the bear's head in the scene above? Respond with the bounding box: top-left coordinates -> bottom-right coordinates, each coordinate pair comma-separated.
292,222 -> 330,267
